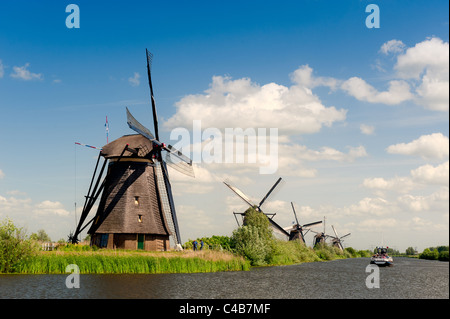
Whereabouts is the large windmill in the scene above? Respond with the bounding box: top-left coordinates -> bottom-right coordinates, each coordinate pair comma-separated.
283,202 -> 322,243
70,49 -> 194,250
224,178 -> 290,240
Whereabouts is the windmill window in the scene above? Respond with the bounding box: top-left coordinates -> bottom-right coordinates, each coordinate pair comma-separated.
138,215 -> 143,223
134,196 -> 140,206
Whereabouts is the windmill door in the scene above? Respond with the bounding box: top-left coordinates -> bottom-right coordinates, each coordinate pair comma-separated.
137,234 -> 144,250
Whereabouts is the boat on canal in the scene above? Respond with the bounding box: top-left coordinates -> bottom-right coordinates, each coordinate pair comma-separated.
370,246 -> 394,267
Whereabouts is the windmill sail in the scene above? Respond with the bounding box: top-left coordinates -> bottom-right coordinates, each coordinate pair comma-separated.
126,107 -> 156,141
155,161 -> 181,246
146,49 -> 159,141
223,181 -> 256,208
165,151 -> 195,177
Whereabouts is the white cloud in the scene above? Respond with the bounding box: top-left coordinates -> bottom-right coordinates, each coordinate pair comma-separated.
341,77 -> 413,105
395,37 -> 449,111
395,37 -> 449,80
0,194 -> 32,216
363,161 -> 449,195
363,176 -> 415,194
0,169 -> 4,179
290,64 -> 339,90
360,124 -> 375,135
340,37 -> 449,111
386,133 -> 449,160
33,200 -> 70,216
10,63 -> 42,81
380,39 -> 406,55
128,72 -> 140,86
164,68 -> 347,136
411,161 -> 449,185
398,187 -> 449,212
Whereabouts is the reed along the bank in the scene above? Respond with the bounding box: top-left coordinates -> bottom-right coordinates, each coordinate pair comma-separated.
15,250 -> 250,274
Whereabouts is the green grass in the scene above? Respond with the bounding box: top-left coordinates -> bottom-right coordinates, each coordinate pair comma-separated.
14,250 -> 250,274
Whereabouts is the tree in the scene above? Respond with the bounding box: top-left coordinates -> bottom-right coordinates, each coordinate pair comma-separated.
405,247 -> 416,255
29,229 -> 51,242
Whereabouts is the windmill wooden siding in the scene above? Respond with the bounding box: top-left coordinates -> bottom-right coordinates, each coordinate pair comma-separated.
88,134 -> 172,251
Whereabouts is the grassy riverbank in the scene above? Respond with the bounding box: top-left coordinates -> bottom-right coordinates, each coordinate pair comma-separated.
14,249 -> 251,274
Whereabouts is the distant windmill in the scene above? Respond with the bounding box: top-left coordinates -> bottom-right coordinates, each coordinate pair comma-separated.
329,225 -> 351,251
311,216 -> 329,247
224,178 -> 290,240
283,202 -> 322,243
70,49 -> 194,250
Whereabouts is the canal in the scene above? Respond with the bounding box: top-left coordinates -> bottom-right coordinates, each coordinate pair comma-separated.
0,257 -> 448,299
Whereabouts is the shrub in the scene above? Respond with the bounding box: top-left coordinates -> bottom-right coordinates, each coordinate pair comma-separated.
232,225 -> 272,266
0,218 -> 39,273
231,207 -> 274,266
419,248 -> 439,260
438,251 -> 449,261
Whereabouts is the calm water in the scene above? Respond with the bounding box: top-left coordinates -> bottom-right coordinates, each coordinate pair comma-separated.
0,258 -> 448,299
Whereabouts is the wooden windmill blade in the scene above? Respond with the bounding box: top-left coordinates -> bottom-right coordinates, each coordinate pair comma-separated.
290,202 -> 300,226
146,49 -> 159,141
165,152 -> 195,177
164,144 -> 193,165
258,177 -> 283,209
126,107 -> 156,142
157,160 -> 182,246
268,218 -> 290,239
223,180 -> 256,208
302,221 -> 323,228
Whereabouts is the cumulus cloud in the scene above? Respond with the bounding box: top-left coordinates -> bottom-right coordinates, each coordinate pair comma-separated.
410,161 -> 449,185
341,77 -> 413,105
380,39 -> 406,55
33,200 -> 70,216
360,124 -> 375,135
363,176 -> 415,194
386,133 -> 449,160
0,195 -> 32,214
128,72 -> 140,87
363,161 -> 449,195
341,37 -> 449,111
394,37 -> 449,111
10,63 -> 42,81
395,37 -> 448,80
164,69 -> 347,136
398,187 -> 449,212
290,64 -> 339,90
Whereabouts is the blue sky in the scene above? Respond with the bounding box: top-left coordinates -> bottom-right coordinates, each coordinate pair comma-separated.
0,1 -> 448,251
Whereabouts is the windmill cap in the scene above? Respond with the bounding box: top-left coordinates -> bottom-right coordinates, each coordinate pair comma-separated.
101,134 -> 154,159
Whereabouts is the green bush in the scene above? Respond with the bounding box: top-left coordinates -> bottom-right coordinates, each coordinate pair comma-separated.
231,207 -> 274,266
0,218 -> 39,273
438,251 -> 449,261
419,248 -> 439,260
